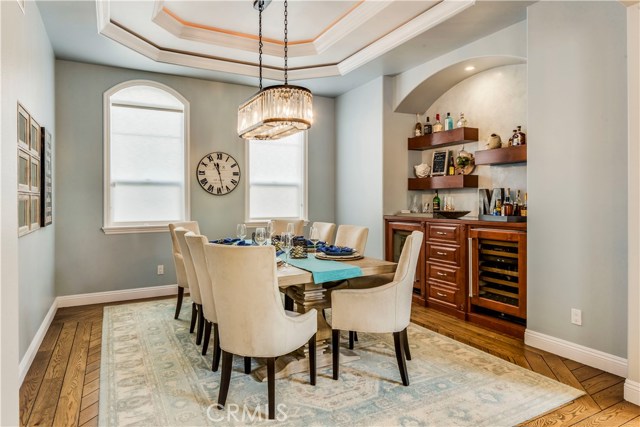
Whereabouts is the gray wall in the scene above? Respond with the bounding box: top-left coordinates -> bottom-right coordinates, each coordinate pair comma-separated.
1,1 -> 56,361
527,1 -> 628,357
55,60 -> 335,297
336,77 -> 384,258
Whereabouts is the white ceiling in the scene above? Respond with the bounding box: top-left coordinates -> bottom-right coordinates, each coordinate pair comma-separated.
36,0 -> 532,98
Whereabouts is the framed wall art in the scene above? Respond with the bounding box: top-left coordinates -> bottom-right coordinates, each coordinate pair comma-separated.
17,103 -> 45,235
431,150 -> 449,176
41,129 -> 53,226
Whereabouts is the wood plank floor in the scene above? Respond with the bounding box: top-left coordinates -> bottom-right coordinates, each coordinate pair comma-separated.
19,298 -> 639,426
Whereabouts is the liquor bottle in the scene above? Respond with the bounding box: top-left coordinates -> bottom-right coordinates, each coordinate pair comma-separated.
512,129 -> 520,146
521,193 -> 528,217
508,130 -> 517,147
445,112 -> 454,131
456,112 -> 467,128
503,188 -> 513,216
433,190 -> 441,211
424,116 -> 433,135
494,199 -> 502,216
517,125 -> 526,145
433,114 -> 444,133
414,114 -> 423,137
514,190 -> 522,216
448,151 -> 455,176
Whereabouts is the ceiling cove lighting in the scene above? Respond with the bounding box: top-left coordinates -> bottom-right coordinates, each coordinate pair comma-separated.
237,0 -> 313,140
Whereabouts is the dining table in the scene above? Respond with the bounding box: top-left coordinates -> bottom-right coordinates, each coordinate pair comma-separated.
253,255 -> 397,382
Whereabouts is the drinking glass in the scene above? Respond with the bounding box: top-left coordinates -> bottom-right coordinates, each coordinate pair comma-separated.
281,232 -> 292,269
236,223 -> 247,242
267,221 -> 275,243
255,227 -> 266,246
309,226 -> 320,252
286,222 -> 295,237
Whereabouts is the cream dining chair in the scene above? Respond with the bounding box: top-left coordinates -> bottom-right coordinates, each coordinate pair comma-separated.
270,219 -> 305,236
168,221 -> 200,319
331,231 -> 423,386
175,228 -> 205,345
311,221 -> 336,245
334,224 -> 368,254
185,233 -> 221,368
204,243 -> 317,420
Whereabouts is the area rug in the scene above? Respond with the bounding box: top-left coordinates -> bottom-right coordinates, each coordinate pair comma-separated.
99,299 -> 583,426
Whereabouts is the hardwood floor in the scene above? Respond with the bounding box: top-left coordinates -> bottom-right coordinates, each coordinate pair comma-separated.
20,298 -> 639,426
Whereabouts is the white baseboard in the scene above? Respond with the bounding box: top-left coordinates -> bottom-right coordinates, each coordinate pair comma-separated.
624,379 -> 640,405
56,284 -> 179,308
525,329 -> 628,378
18,299 -> 58,385
19,284 -> 180,385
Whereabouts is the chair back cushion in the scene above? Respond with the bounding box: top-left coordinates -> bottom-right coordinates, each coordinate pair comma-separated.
185,233 -> 217,323
204,244 -> 314,357
175,229 -> 202,305
393,231 -> 424,328
334,225 -> 369,254
270,219 -> 305,236
168,222 -> 199,289
312,222 -> 336,245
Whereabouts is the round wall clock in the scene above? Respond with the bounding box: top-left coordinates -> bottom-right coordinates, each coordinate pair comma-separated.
196,152 -> 241,195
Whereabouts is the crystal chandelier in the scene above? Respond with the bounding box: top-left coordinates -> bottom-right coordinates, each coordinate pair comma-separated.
237,0 -> 313,140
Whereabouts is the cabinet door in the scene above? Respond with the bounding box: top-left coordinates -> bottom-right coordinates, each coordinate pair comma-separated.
385,221 -> 425,301
469,229 -> 527,318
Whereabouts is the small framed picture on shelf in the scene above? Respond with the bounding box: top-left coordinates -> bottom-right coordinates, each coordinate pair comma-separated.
431,150 -> 449,176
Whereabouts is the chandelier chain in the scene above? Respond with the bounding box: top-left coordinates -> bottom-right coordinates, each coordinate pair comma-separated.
258,0 -> 263,90
284,0 -> 288,85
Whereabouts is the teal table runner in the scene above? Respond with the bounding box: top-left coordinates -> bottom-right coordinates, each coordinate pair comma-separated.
286,255 -> 362,284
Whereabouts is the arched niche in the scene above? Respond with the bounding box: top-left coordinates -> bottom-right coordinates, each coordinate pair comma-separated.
395,55 -> 526,114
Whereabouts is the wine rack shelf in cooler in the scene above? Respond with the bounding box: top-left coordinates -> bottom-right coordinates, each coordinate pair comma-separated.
469,228 -> 527,320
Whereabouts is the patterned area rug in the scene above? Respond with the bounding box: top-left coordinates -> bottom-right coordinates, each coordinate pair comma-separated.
99,299 -> 583,426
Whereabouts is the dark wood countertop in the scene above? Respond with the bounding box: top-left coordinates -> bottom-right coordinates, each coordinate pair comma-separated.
384,214 -> 527,230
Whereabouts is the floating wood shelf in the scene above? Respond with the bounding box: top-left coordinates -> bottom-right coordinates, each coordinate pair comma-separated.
408,175 -> 479,190
475,145 -> 527,165
408,127 -> 479,150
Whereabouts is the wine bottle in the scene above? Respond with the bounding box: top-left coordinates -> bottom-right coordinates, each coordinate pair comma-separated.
433,114 -> 443,133
433,190 -> 441,211
521,192 -> 528,217
456,112 -> 467,128
503,188 -> 513,216
445,112 -> 454,131
514,190 -> 522,216
424,116 -> 433,134
448,151 -> 455,176
414,114 -> 423,137
517,125 -> 526,145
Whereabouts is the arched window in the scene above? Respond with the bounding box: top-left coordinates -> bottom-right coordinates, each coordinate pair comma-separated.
103,80 -> 189,233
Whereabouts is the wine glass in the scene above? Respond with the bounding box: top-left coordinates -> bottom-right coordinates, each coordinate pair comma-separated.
286,222 -> 295,237
281,232 -> 292,269
309,226 -> 320,252
266,221 -> 275,243
255,227 -> 266,246
236,223 -> 246,242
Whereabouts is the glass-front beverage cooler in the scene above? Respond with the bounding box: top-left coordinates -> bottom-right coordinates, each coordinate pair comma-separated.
385,221 -> 425,303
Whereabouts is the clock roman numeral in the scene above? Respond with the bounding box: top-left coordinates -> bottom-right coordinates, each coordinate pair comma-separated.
207,184 -> 214,192
207,155 -> 213,162
231,179 -> 238,186
200,178 -> 208,185
202,162 -> 208,168
233,172 -> 239,176
216,153 -> 223,160
230,163 -> 237,168
226,155 -> 230,161
198,171 -> 205,175
225,185 -> 231,192
217,187 -> 222,194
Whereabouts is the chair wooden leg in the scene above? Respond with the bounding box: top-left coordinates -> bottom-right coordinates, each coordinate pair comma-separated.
332,329 -> 340,380
196,304 -> 204,345
393,331 -> 409,386
212,323 -> 221,372
284,294 -> 294,311
189,303 -> 197,333
218,351 -> 233,408
402,328 -> 411,361
348,331 -> 355,349
244,357 -> 251,374
174,286 -> 184,319
308,334 -> 316,386
202,321 -> 212,356
354,331 -> 358,342
267,357 -> 275,420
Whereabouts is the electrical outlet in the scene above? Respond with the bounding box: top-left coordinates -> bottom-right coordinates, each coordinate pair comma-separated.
157,264 -> 164,275
571,308 -> 582,326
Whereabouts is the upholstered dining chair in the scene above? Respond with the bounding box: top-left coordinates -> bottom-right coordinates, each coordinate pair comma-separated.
334,224 -> 369,254
330,231 -> 423,386
175,228 -> 205,345
270,219 -> 305,236
168,221 -> 200,319
204,243 -> 317,420
185,233 -> 222,369
311,221 -> 336,245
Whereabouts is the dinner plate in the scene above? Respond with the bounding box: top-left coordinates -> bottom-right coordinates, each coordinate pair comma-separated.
314,251 -> 364,261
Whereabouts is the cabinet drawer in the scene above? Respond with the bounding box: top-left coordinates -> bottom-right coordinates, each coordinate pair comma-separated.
428,223 -> 461,242
426,262 -> 460,286
428,283 -> 457,306
427,242 -> 460,265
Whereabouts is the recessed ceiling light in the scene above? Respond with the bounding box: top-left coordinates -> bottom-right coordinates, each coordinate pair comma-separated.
465,66 -> 475,71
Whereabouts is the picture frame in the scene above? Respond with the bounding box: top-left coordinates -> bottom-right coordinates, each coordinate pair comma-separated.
431,150 -> 449,176
18,149 -> 30,192
30,157 -> 40,193
41,129 -> 53,226
18,104 -> 29,151
29,117 -> 41,157
18,193 -> 29,236
30,194 -> 41,232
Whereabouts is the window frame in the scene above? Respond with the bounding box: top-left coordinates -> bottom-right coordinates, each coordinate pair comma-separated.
102,80 -> 190,235
244,132 -> 308,226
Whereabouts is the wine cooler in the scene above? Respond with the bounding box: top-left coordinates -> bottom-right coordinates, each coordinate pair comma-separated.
386,221 -> 425,302
469,228 -> 527,320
